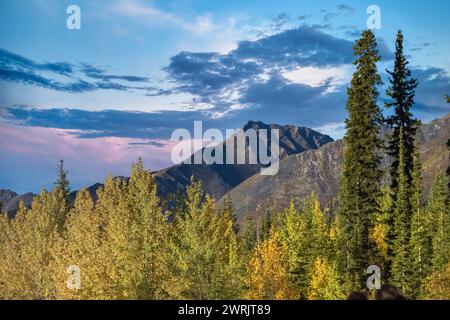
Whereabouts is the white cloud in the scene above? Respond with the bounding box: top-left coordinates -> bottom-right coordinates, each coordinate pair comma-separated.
313,122 -> 346,139
111,0 -> 217,34
282,65 -> 353,92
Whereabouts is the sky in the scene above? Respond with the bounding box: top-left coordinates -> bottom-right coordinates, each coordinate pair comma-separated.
0,0 -> 449,193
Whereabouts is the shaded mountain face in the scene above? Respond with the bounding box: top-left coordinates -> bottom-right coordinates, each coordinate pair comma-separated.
0,189 -> 18,206
2,114 -> 448,218
154,121 -> 333,200
1,192 -> 36,218
219,113 -> 450,219
1,121 -> 332,216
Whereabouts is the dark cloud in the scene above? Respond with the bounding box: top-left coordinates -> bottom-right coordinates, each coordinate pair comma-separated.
163,26 -> 393,119
163,26 -> 358,108
413,67 -> 450,111
0,48 -> 150,93
81,63 -> 149,82
1,106 -> 219,139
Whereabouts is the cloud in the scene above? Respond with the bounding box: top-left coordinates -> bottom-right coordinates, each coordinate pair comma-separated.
0,122 -> 174,193
412,67 -> 450,112
0,48 -> 150,93
408,41 -> 433,52
111,0 -> 217,34
337,5 -> 356,16
161,26 -> 393,121
1,106 -> 216,140
163,26 -> 357,105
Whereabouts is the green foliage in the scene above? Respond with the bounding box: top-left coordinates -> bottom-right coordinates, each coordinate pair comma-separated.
337,29 -> 383,291
165,179 -> 243,299
1,32 -> 449,301
409,141 -> 432,298
391,128 -> 413,295
55,159 -> 71,205
385,30 -> 419,192
307,257 -> 345,300
428,174 -> 450,272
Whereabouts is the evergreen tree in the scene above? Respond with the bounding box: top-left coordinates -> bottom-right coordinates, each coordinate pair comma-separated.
428,174 -> 450,272
391,128 -> 412,295
409,140 -> 432,298
336,29 -> 383,291
385,30 -> 419,192
55,159 -> 71,205
98,159 -> 170,299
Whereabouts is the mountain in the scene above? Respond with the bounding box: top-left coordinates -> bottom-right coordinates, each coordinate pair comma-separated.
1,191 -> 36,218
75,121 -> 333,202
219,113 -> 450,219
1,121 -> 333,215
0,189 -> 18,206
2,114 -> 448,219
154,121 -> 333,200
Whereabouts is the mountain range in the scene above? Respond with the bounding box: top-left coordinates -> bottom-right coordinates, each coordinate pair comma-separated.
1,113 -> 449,219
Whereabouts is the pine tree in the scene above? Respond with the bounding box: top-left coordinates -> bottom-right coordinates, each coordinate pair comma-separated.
385,30 -> 419,192
55,159 -> 71,205
428,173 -> 450,272
278,193 -> 331,297
336,29 -> 383,291
409,140 -> 432,298
307,257 -> 345,300
245,228 -> 298,299
391,128 -> 412,295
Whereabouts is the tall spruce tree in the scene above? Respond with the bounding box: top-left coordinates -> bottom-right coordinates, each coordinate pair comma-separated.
409,140 -> 432,298
385,30 -> 418,192
336,29 -> 383,291
55,159 -> 71,205
391,128 -> 412,295
428,174 -> 450,272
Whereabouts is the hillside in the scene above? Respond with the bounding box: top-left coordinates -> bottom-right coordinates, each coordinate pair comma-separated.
219,113 -> 450,218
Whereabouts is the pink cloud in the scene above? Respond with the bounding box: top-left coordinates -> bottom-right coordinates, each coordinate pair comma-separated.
0,122 -> 176,192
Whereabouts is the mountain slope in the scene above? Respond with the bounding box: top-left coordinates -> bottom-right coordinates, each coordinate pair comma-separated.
220,113 -> 450,218
1,121 -> 333,215
154,121 -> 333,200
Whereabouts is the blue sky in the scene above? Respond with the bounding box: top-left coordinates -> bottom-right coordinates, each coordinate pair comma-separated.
0,0 -> 449,193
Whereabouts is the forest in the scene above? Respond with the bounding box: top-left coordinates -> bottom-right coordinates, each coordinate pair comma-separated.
0,30 -> 449,300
